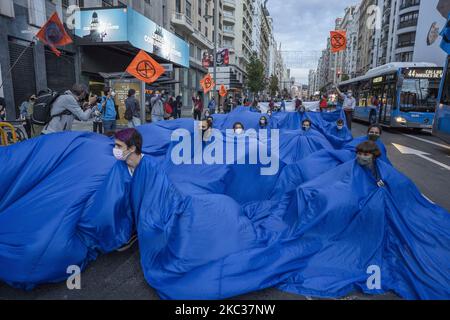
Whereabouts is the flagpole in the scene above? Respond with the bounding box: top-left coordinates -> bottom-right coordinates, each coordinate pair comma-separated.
0,37 -> 36,91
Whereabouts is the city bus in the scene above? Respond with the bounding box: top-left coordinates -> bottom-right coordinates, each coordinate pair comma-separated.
339,62 -> 443,131
433,55 -> 450,143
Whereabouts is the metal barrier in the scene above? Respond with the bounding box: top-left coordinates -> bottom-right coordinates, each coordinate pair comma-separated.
0,127 -> 7,146
0,122 -> 18,145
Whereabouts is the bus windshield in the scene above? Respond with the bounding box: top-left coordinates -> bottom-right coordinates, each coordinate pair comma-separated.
440,59 -> 450,106
400,78 -> 440,112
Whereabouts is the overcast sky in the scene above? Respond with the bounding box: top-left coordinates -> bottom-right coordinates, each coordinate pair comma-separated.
267,0 -> 358,84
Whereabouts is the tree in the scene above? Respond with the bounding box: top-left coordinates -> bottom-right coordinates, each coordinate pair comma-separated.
245,53 -> 266,97
269,74 -> 279,97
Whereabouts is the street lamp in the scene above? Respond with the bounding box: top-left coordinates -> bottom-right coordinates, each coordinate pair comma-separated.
205,0 -> 219,108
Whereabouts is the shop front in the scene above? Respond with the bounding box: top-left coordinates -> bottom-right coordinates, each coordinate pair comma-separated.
74,6 -> 189,122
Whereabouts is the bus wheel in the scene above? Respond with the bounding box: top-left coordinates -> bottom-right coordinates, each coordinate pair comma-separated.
369,112 -> 377,125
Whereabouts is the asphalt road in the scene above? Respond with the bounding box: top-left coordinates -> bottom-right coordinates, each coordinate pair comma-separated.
1,121 -> 448,300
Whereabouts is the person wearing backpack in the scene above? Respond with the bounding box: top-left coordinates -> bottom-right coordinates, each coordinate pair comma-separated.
124,89 -> 141,128
41,84 -> 96,135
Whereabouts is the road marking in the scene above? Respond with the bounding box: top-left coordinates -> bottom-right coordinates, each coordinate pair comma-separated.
392,143 -> 450,171
401,134 -> 450,151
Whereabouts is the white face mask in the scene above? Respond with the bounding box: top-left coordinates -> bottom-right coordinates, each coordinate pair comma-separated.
337,125 -> 344,130
113,147 -> 131,161
111,91 -> 116,98
235,128 -> 244,135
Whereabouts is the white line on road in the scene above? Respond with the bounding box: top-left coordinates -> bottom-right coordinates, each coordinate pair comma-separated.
392,143 -> 450,171
401,134 -> 450,151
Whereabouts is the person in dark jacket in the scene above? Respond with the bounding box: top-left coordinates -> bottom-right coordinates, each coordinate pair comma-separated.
125,89 -> 141,128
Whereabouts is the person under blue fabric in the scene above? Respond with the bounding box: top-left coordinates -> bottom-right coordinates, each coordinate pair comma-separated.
277,141 -> 450,299
259,116 -> 269,129
133,139 -> 450,300
324,118 -> 353,149
302,119 -> 311,131
0,131 -> 135,289
344,124 -> 391,165
112,128 -> 147,251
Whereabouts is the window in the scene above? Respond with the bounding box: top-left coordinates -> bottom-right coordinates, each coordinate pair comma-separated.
198,20 -> 202,31
189,42 -> 195,58
186,1 -> 192,19
398,11 -> 419,29
176,0 -> 181,13
397,32 -> 416,48
400,78 -> 439,112
198,0 -> 202,16
395,51 -> 414,62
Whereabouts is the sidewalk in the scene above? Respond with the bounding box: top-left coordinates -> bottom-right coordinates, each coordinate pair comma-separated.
72,107 -> 195,132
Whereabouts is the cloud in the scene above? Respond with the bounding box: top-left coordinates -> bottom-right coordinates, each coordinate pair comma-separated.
267,0 -> 358,83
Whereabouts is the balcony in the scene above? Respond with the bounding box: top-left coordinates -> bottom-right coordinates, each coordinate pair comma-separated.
398,19 -> 418,30
223,0 -> 236,9
171,13 -> 194,34
223,12 -> 235,23
192,29 -> 214,50
396,41 -> 415,49
399,0 -> 420,11
223,26 -> 235,38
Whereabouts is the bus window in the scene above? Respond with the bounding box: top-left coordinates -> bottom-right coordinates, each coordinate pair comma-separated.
400,78 -> 440,112
440,63 -> 450,105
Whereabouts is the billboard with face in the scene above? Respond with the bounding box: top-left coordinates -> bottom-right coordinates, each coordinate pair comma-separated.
413,0 -> 449,66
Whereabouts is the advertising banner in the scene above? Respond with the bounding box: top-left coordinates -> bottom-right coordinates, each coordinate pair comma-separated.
413,0 -> 448,66
75,8 -> 189,68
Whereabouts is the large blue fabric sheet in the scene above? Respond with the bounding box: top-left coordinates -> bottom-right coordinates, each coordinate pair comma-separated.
0,107 -> 449,299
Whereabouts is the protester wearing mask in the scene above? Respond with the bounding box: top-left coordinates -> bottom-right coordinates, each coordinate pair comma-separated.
199,119 -> 213,142
42,84 -> 97,135
233,122 -> 245,135
335,86 -> 356,130
302,119 -> 312,131
100,87 -> 118,133
151,91 -> 165,122
356,141 -> 384,187
367,124 -> 382,141
112,128 -> 144,251
174,94 -> 183,119
259,116 -> 268,129
203,108 -> 211,119
267,109 -> 273,117
113,128 -> 145,177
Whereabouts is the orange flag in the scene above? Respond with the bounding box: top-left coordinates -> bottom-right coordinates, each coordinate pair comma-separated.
200,74 -> 215,94
330,30 -> 347,53
36,12 -> 73,57
126,50 -> 166,84
219,84 -> 227,97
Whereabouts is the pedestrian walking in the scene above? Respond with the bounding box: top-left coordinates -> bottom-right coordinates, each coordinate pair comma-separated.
208,97 -> 216,115
125,89 -> 141,128
100,87 -> 118,133
151,91 -> 164,122
19,94 -> 36,138
174,95 -> 182,119
193,96 -> 203,121
91,94 -> 103,134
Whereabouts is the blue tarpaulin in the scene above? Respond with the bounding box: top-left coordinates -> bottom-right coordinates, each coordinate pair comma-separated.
0,107 -> 449,299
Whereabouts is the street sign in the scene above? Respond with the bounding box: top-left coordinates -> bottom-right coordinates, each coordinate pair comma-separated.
209,66 -> 230,73
161,64 -> 173,72
215,78 -> 230,85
